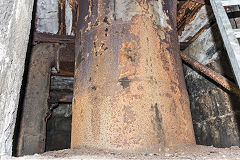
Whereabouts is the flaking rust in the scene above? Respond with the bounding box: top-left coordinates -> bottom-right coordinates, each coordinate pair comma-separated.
72,0 -> 195,153
57,0 -> 67,35
177,1 -> 203,35
69,0 -> 79,34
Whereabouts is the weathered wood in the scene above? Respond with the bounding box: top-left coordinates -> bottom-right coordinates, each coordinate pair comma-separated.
50,76 -> 74,103
221,0 -> 240,6
210,0 -> 240,87
234,29 -> 240,39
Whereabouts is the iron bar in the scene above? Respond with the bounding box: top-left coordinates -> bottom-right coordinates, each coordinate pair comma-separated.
180,52 -> 240,95
33,32 -> 74,44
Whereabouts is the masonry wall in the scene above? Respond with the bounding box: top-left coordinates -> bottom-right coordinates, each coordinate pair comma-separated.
180,5 -> 240,147
46,103 -> 72,151
0,0 -> 34,156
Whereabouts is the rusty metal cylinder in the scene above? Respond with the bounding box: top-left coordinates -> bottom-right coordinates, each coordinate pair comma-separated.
72,0 -> 195,153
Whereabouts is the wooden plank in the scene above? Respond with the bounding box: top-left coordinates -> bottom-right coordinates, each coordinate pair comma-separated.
50,76 -> 74,103
222,0 -> 240,6
234,29 -> 240,38
210,0 -> 240,87
191,0 -> 210,5
178,0 -> 210,5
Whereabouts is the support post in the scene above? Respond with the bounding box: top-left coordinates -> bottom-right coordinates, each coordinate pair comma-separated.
17,44 -> 57,156
72,0 -> 195,153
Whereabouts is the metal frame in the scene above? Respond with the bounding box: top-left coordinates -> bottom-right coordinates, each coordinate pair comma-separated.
210,0 -> 240,87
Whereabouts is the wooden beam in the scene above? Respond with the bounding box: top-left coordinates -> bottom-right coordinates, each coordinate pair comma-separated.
210,0 -> 240,87
178,0 -> 210,5
50,76 -> 74,103
233,29 -> 240,39
222,0 -> 240,6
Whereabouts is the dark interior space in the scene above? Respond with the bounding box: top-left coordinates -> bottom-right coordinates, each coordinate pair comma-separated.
6,0 -> 240,158
45,75 -> 74,151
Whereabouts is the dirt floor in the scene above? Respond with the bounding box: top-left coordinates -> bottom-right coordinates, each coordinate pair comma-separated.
3,145 -> 240,160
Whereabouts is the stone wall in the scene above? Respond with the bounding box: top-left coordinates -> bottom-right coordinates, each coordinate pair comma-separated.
181,6 -> 240,147
46,76 -> 73,151
46,104 -> 72,151
36,0 -> 75,35
0,0 -> 34,156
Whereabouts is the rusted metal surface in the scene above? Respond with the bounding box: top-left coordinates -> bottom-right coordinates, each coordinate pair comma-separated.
57,43 -> 75,75
180,52 -> 240,95
17,44 -> 58,156
58,0 -> 66,35
33,32 -> 75,44
17,43 -> 75,156
33,32 -> 75,76
69,0 -> 79,34
72,0 -> 195,153
177,1 -> 204,35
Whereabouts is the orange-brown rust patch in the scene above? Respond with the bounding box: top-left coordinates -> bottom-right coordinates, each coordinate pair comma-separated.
72,0 -> 195,153
119,42 -> 138,80
177,1 -> 203,35
129,15 -> 195,147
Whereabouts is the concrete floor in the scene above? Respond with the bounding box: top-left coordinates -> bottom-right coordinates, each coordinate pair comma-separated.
3,145 -> 240,160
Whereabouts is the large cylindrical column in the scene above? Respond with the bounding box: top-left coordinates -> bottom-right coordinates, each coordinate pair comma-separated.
72,0 -> 195,153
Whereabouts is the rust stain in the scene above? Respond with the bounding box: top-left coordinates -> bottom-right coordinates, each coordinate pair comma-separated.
72,0 -> 195,153
17,44 -> 59,155
177,1 -> 203,35
119,42 -> 138,80
58,0 -> 67,35
69,0 -> 79,34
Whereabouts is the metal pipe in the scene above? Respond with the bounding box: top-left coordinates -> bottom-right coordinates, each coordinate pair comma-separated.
180,52 -> 240,96
71,0 -> 196,153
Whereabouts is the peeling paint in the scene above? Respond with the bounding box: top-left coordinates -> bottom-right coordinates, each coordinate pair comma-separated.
148,0 -> 171,29
72,0 -> 195,153
108,0 -> 142,21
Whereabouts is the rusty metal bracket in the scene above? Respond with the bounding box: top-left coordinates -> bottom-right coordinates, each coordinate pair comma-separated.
180,52 -> 240,96
33,32 -> 75,44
